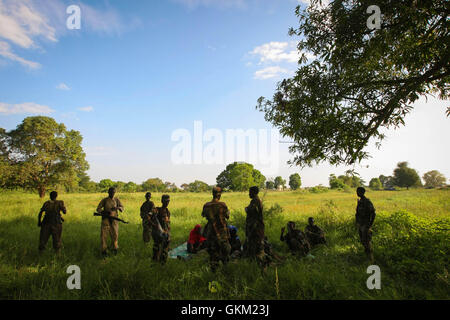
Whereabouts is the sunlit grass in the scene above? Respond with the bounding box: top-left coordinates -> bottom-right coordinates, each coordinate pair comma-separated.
0,188 -> 448,299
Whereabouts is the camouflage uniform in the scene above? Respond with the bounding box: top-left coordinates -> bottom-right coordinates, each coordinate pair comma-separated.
305,224 -> 326,246
97,197 -> 124,252
244,196 -> 270,267
152,207 -> 170,263
355,197 -> 376,257
280,228 -> 311,257
140,200 -> 155,243
39,200 -> 66,252
202,199 -> 231,271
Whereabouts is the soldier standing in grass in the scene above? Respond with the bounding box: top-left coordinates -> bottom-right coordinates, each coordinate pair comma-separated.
140,192 -> 155,244
152,194 -> 171,264
96,187 -> 124,257
244,186 -> 270,271
280,221 -> 311,257
304,217 -> 326,246
355,187 -> 376,262
38,191 -> 66,254
202,187 -> 231,272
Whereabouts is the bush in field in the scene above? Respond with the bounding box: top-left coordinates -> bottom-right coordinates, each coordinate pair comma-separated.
369,178 -> 382,190
329,174 -> 345,189
375,210 -> 450,284
309,186 -> 329,194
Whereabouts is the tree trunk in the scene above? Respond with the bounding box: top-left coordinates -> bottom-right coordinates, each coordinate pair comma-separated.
38,185 -> 46,198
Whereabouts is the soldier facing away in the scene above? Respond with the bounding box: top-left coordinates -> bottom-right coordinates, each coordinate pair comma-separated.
96,187 -> 124,257
304,217 -> 326,246
244,186 -> 270,270
38,191 -> 66,253
280,221 -> 311,257
140,192 -> 155,244
201,187 -> 231,272
355,187 -> 376,262
152,194 -> 171,264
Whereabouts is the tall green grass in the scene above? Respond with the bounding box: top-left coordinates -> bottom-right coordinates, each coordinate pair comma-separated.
0,189 -> 448,299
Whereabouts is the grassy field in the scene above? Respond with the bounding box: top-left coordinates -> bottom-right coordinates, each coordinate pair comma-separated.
0,188 -> 448,300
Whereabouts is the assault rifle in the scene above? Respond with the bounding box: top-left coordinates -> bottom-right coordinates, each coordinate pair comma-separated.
94,211 -> 129,224
152,215 -> 169,244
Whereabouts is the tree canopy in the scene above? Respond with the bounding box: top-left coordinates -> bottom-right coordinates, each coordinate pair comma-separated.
257,0 -> 449,167
0,116 -> 88,197
369,177 -> 382,190
422,170 -> 447,188
274,176 -> 286,190
216,162 -> 266,191
289,173 -> 302,190
393,162 -> 422,189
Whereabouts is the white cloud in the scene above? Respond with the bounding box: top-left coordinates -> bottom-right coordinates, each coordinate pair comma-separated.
0,40 -> 40,69
78,106 -> 94,112
0,0 -> 137,69
56,83 -> 70,90
250,41 -> 300,64
0,0 -> 57,49
0,102 -> 53,115
254,66 -> 290,80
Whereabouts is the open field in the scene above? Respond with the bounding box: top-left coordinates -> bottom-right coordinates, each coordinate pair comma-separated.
0,189 -> 448,299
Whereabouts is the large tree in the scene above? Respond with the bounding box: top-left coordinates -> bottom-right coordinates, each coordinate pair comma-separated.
393,161 -> 422,189
0,117 -> 88,197
379,174 -> 395,188
141,178 -> 167,192
216,162 -> 266,191
422,170 -> 447,188
274,176 -> 286,190
289,173 -> 302,190
257,0 -> 449,167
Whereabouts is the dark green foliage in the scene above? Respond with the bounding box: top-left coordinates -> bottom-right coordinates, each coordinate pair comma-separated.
184,180 -> 211,193
257,0 -> 449,167
369,178 -> 382,190
0,117 -> 89,198
289,173 -> 302,190
274,176 -> 286,190
141,178 -> 167,192
265,180 -> 275,190
393,162 -> 422,189
216,162 -> 266,191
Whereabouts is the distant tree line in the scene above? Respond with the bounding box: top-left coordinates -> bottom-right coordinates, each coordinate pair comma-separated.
1,117 -> 447,197
330,162 -> 447,191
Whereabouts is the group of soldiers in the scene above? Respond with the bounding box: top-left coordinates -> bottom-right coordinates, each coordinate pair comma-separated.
37,185 -> 377,270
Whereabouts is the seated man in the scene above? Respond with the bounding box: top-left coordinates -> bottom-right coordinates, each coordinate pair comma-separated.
187,224 -> 207,254
304,217 -> 326,246
228,225 -> 242,259
263,236 -> 283,263
280,221 -> 311,257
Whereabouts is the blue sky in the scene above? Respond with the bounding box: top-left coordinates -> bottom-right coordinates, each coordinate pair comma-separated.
1,0 -> 449,187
